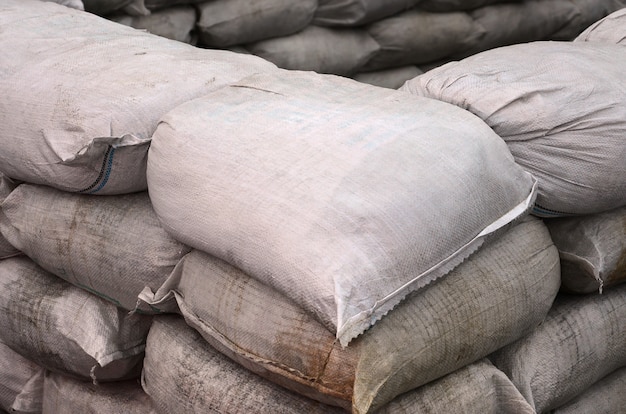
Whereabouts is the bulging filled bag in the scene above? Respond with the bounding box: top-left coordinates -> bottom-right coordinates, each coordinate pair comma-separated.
552,367 -> 626,414
401,41 -> 626,217
0,0 -> 275,195
147,69 -> 537,346
574,7 -> 626,45
0,341 -> 44,414
0,184 -> 191,312
139,217 -> 561,413
0,173 -> 19,259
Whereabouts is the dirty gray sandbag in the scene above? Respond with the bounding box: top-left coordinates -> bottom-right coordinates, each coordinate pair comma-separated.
551,0 -> 626,40
196,0 -> 317,48
43,372 -> 157,414
353,65 -> 423,89
0,173 -> 20,260
0,184 -> 191,312
363,9 -> 485,71
544,206 -> 626,294
146,69 -> 537,347
83,0 -> 149,16
551,367 -> 626,414
401,41 -> 626,217
143,0 -> 204,10
139,217 -> 560,413
459,0 -> 579,58
142,315 -> 345,414
246,25 -> 380,76
111,6 -> 197,44
376,359 -> 535,414
490,285 -> 626,413
313,0 -> 421,26
0,341 -> 44,414
0,0 -> 276,195
574,7 -> 626,44
0,256 -> 152,382
417,0 -> 516,12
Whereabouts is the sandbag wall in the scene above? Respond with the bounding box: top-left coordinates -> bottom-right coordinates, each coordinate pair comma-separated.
2,2 -> 626,414
65,0 -> 626,88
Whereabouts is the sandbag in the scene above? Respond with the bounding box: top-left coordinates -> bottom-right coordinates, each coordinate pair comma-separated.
144,0 -> 204,10
552,367 -> 626,414
246,26 -> 379,76
551,0 -> 626,40
111,6 -> 197,44
544,206 -> 626,294
139,217 -> 560,413
353,65 -> 423,89
197,0 -> 317,47
83,0 -> 148,15
376,359 -> 535,414
313,0 -> 421,26
0,0 -> 275,195
574,7 -> 626,44
0,256 -> 152,382
41,0 -> 84,9
0,184 -> 191,312
0,173 -> 19,259
401,41 -> 626,217
364,10 -> 485,70
43,372 -> 157,414
0,341 -> 44,414
146,69 -> 537,346
417,0 -> 515,12
490,286 -> 626,413
142,315 -> 344,414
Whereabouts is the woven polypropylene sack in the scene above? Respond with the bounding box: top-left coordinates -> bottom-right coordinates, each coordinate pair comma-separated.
0,256 -> 152,381
552,367 -> 626,414
353,66 -> 423,89
40,0 -> 84,9
574,7 -> 626,44
142,315 -> 345,414
0,0 -> 275,195
0,341 -> 44,414
490,286 -> 626,413
42,372 -> 157,414
377,359 -> 535,414
313,0 -> 421,26
417,0 -> 510,12
111,6 -> 197,44
0,173 -> 19,259
139,217 -> 560,413
146,69 -> 537,346
0,184 -> 191,312
545,206 -> 626,294
401,41 -> 626,217
551,0 -> 626,40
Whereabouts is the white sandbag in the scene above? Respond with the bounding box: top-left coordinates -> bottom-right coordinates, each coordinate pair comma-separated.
401,41 -> 626,217
139,217 -> 560,413
363,9 -> 485,70
0,0 -> 276,195
197,0 -> 317,47
246,25 -> 379,76
0,256 -> 152,382
0,173 -> 19,260
490,285 -> 626,413
353,65 -> 423,89
43,372 -> 157,414
111,6 -> 197,44
146,69 -> 537,346
462,0 -> 579,57
551,0 -> 626,40
0,341 -> 44,414
417,0 -> 514,12
545,206 -> 626,294
313,0 -> 421,26
552,367 -> 626,414
574,7 -> 626,44
0,184 -> 191,312
41,0 -> 84,10
377,359 -> 535,414
142,315 -> 345,414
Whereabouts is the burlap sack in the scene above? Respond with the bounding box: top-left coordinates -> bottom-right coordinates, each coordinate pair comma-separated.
43,372 -> 157,414
0,256 -> 152,382
146,69 -> 537,346
545,206 -> 626,294
0,184 -> 191,312
313,0 -> 421,26
401,41 -> 626,217
197,0 -> 317,47
111,6 -> 197,44
574,7 -> 626,44
552,367 -> 626,414
142,315 -> 345,414
0,341 -> 44,414
139,217 -> 560,413
0,0 -> 275,194
490,286 -> 626,413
